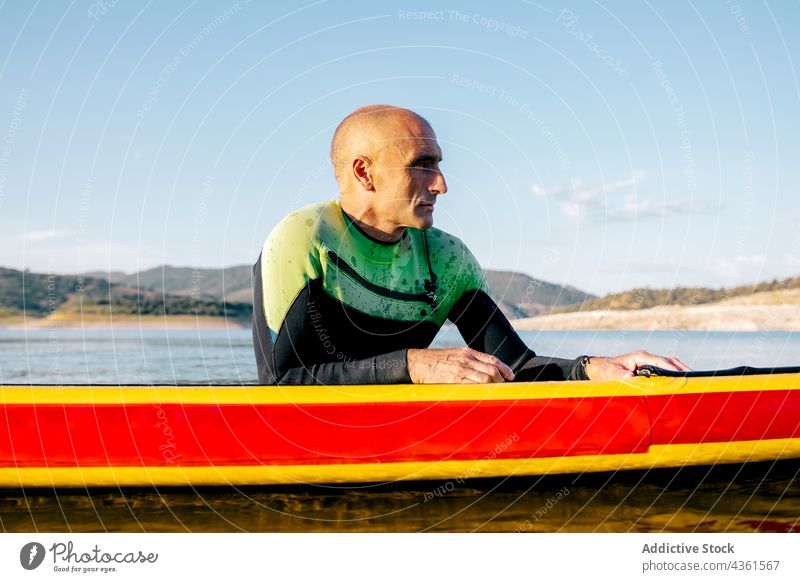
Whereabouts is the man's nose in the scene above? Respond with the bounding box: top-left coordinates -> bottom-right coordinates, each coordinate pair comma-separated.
429,170 -> 447,195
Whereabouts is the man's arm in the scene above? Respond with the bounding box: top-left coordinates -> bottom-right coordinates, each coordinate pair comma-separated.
446,289 -> 587,381
253,321 -> 410,385
252,254 -> 412,385
422,288 -> 689,383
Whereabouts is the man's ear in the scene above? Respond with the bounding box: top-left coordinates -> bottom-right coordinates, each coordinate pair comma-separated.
352,157 -> 374,191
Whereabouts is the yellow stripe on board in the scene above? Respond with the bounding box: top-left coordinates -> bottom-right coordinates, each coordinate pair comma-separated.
2,374 -> 800,406
3,438 -> 800,488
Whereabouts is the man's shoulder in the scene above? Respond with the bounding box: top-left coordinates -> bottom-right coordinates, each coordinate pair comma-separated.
263,200 -> 339,248
272,200 -> 338,234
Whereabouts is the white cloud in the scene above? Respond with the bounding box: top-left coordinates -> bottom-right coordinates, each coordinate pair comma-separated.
531,170 -> 716,223
709,254 -> 767,280
21,229 -> 73,243
784,252 -> 800,268
591,254 -> 787,292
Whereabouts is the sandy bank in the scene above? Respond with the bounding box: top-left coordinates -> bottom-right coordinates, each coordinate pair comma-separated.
514,295 -> 800,332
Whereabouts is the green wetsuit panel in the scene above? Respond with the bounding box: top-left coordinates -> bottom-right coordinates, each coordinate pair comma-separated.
259,200 -> 485,333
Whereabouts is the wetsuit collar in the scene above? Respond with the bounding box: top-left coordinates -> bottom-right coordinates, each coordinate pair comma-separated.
339,204 -> 406,246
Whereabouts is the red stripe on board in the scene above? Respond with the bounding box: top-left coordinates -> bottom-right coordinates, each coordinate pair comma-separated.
648,390 -> 800,445
0,397 -> 649,467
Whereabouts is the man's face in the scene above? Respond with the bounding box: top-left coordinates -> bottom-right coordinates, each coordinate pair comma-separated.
370,119 -> 447,231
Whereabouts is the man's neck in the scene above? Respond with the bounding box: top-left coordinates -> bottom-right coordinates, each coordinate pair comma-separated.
339,200 -> 404,243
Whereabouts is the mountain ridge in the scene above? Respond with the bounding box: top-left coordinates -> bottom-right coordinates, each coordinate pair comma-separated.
5,264 -> 798,331
88,264 -> 597,319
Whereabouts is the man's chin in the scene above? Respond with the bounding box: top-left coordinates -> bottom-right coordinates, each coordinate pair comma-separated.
415,217 -> 434,230
412,209 -> 435,230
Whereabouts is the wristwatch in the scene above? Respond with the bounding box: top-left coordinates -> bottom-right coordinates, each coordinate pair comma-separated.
579,355 -> 593,379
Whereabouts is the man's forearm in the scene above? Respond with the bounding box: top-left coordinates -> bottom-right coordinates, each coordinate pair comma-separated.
449,289 -> 590,382
272,349 -> 411,385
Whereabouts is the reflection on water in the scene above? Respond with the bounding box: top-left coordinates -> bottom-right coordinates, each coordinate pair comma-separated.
1,328 -> 799,532
2,461 -> 798,532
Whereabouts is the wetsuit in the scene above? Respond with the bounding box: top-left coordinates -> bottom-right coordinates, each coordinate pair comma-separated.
252,200 -> 589,385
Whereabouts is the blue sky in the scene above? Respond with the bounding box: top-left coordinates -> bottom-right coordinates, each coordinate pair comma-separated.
0,0 -> 797,294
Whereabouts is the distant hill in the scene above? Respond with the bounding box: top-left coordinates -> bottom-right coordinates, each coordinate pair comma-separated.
0,267 -> 111,316
107,265 -> 254,304
89,265 -> 596,319
483,270 -> 595,318
549,276 -> 800,314
8,264 -> 796,327
0,268 -> 252,322
85,270 -> 128,283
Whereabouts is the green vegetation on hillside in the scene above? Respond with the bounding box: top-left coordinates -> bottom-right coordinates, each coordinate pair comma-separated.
0,268 -> 110,315
0,268 -> 252,322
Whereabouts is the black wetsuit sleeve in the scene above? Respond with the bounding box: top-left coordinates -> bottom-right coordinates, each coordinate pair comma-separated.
252,255 -> 411,385
447,289 -> 589,381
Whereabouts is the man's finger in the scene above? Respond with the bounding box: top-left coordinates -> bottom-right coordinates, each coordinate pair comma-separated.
467,350 -> 515,381
463,359 -> 506,383
619,366 -> 636,378
671,357 -> 693,372
458,370 -> 494,384
478,359 -> 514,382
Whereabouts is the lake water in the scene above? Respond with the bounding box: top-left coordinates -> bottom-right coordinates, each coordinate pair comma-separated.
2,326 -> 799,384
1,327 -> 799,532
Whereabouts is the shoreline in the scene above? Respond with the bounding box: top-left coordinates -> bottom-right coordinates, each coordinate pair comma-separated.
4,295 -> 800,332
514,302 -> 800,332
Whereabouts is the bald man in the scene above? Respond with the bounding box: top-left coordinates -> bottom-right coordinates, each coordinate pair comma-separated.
252,105 -> 690,385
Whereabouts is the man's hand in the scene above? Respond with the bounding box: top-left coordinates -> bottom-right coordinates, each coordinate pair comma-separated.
407,348 -> 515,384
584,349 -> 691,380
